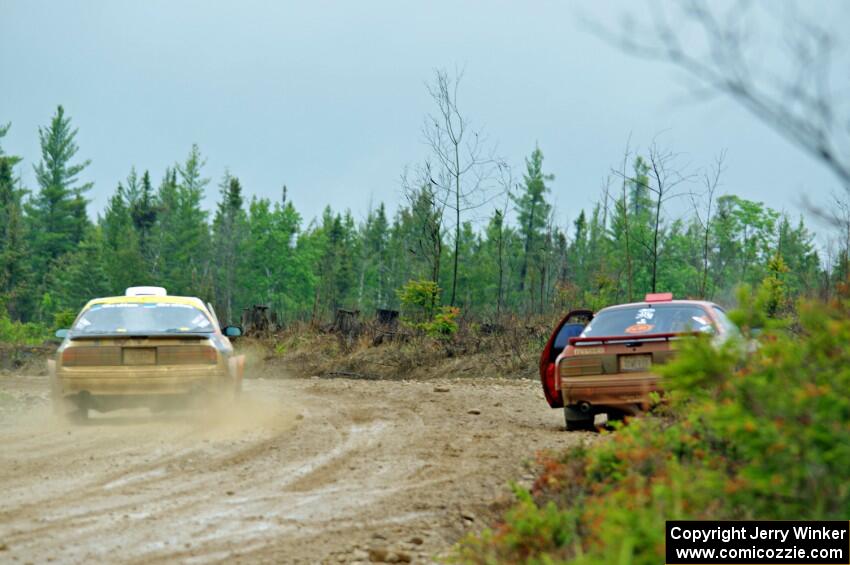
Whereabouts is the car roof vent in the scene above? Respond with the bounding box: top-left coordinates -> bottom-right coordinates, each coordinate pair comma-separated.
125,286 -> 168,297
644,292 -> 673,303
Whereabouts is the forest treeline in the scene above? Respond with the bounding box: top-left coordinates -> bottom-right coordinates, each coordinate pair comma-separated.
0,104 -> 841,329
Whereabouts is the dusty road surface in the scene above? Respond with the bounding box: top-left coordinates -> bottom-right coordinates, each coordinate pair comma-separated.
0,371 -> 587,564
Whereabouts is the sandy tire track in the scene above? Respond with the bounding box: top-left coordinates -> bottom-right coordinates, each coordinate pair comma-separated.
0,372 -> 591,563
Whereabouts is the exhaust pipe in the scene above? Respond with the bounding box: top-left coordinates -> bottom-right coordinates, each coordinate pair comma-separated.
578,401 -> 592,414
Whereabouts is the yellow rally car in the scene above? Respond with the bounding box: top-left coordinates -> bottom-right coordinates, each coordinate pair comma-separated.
48,287 -> 245,421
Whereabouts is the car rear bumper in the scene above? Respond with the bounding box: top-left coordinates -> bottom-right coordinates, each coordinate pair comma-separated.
53,365 -> 231,396
562,372 -> 661,410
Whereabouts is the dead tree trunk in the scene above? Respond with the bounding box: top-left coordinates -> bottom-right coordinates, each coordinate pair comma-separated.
242,305 -> 273,338
333,309 -> 360,349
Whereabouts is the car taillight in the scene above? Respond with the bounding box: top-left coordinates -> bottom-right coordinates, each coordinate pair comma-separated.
559,356 -> 603,377
540,363 -> 563,408
62,347 -> 122,366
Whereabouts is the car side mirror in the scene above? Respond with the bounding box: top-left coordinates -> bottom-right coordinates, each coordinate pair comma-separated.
223,326 -> 242,338
55,328 -> 69,339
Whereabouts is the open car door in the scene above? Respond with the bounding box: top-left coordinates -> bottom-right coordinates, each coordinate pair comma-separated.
539,309 -> 593,408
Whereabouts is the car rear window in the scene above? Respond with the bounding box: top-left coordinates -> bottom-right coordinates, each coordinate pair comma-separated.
553,323 -> 585,351
580,304 -> 715,338
72,303 -> 214,336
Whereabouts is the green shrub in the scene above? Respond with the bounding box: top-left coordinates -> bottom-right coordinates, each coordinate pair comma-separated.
455,287 -> 850,563
397,279 -> 440,325
422,306 -> 460,339
452,485 -> 580,565
397,280 -> 461,339
53,309 -> 77,331
0,311 -> 50,345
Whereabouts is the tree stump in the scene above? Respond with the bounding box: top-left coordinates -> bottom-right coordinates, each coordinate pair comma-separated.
333,309 -> 360,349
242,305 -> 273,337
375,309 -> 399,326
372,308 -> 400,345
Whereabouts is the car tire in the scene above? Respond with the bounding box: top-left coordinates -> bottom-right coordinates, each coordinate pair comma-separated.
565,418 -> 596,432
69,407 -> 89,424
564,406 -> 595,432
50,387 -> 85,423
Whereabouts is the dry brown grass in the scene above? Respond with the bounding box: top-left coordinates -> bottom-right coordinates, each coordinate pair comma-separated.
248,314 -> 560,381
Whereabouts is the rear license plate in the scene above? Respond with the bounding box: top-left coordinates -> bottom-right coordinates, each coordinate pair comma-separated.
123,348 -> 157,365
619,354 -> 652,372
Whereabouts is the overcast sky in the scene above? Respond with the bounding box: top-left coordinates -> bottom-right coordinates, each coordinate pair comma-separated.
0,0 -> 843,236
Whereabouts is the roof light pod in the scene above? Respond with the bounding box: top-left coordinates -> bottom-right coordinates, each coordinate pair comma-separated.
125,286 -> 168,297
644,292 -> 673,303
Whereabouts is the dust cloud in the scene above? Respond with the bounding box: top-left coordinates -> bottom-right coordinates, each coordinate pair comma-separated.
0,373 -> 579,563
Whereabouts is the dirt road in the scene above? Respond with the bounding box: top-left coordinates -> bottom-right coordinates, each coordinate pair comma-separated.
0,372 -> 587,564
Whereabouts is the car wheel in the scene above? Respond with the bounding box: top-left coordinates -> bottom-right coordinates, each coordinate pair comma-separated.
69,407 -> 89,423
565,418 -> 596,432
50,388 -> 84,423
564,406 -> 596,432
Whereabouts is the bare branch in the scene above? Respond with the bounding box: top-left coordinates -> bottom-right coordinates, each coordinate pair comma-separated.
590,1 -> 850,188
421,68 -> 504,305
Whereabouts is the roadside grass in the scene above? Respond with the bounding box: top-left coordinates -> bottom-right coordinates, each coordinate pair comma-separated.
253,315 -> 556,381
452,288 -> 850,564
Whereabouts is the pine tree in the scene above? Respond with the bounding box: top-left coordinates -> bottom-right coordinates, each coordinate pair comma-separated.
569,210 -> 589,290
131,170 -> 158,261
777,215 -> 820,297
26,106 -> 92,281
212,172 -> 248,323
100,180 -> 147,291
310,208 -> 359,317
243,195 -> 312,320
42,227 -> 112,318
154,146 -> 212,296
513,146 -> 553,304
360,203 -> 390,310
0,154 -> 30,320
397,183 -> 445,286
480,208 -> 512,314
0,121 -> 20,165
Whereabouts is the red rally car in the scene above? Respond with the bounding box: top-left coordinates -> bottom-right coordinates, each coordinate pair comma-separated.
540,293 -> 737,431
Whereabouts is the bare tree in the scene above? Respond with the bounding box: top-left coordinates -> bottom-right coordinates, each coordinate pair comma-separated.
600,174 -> 612,231
423,68 -> 500,306
615,140 -> 695,293
690,150 -> 727,298
614,138 -> 635,301
494,163 -> 515,316
592,1 -> 850,189
647,143 -> 695,292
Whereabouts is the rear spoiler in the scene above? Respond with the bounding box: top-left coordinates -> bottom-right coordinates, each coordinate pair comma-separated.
569,331 -> 701,346
70,332 -> 212,340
